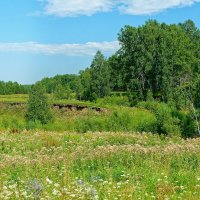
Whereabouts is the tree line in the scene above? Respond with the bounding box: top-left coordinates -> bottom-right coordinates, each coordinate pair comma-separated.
35,20 -> 199,109
0,81 -> 31,95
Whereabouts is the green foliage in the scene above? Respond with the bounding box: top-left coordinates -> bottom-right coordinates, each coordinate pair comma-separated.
0,20 -> 200,137
79,68 -> 92,100
37,74 -> 79,94
0,81 -> 30,94
137,101 -> 181,136
108,108 -> 157,133
194,77 -> 200,108
0,102 -> 158,134
85,51 -> 111,101
116,20 -> 199,104
54,84 -> 72,100
177,109 -> 200,138
75,108 -> 157,133
25,84 -> 53,125
108,54 -> 125,91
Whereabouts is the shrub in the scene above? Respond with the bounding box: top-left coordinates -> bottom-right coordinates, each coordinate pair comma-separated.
137,101 -> 181,136
178,109 -> 200,138
25,84 -> 53,125
74,107 -> 157,133
108,107 -> 157,132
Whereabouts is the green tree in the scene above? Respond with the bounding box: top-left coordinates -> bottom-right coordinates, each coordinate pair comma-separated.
72,77 -> 84,100
79,68 -> 92,100
108,54 -> 125,91
118,20 -> 198,104
54,84 -> 72,100
89,51 -> 111,100
25,84 -> 53,124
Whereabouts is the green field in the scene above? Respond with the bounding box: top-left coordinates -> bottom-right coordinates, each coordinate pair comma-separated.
0,101 -> 157,134
1,131 -> 200,199
0,94 -> 199,199
0,94 -> 96,107
0,94 -> 28,103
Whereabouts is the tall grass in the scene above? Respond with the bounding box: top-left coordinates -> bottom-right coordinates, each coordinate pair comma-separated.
0,103 -> 158,134
0,131 -> 200,199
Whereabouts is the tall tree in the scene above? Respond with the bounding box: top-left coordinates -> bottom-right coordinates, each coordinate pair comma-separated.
118,20 -> 198,104
89,51 -> 111,100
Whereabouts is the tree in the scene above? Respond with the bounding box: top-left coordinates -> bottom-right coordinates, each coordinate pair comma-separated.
72,77 -> 84,100
79,68 -> 92,100
118,20 -> 198,103
180,84 -> 200,135
25,84 -> 53,124
54,84 -> 72,100
108,54 -> 125,91
89,51 -> 111,100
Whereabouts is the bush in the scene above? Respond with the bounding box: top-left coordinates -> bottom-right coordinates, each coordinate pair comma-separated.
108,108 -> 157,132
75,116 -> 107,133
137,101 -> 181,136
74,107 -> 157,133
25,84 -> 53,125
178,109 -> 200,138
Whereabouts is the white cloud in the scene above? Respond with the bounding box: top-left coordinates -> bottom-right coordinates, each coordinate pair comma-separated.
0,41 -> 119,56
41,0 -> 113,17
38,0 -> 200,16
118,0 -> 200,15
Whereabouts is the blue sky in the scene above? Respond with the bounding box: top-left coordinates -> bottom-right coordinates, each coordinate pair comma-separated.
0,0 -> 200,84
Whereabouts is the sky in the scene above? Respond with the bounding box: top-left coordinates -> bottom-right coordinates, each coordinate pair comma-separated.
0,0 -> 200,84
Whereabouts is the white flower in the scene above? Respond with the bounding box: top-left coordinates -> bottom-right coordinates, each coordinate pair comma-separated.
3,186 -> 8,190
54,183 -> 60,187
52,189 -> 59,196
46,178 -> 53,184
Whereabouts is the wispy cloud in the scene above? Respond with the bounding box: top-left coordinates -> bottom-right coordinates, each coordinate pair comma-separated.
38,0 -> 200,16
119,0 -> 200,15
0,41 -> 119,56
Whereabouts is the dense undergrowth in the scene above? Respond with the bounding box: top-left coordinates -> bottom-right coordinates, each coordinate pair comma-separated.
0,103 -> 157,134
0,94 -> 199,138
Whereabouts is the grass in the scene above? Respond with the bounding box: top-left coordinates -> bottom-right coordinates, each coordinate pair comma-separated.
0,94 -> 102,108
0,102 -> 158,134
0,94 -> 129,109
0,95 -> 199,199
0,131 -> 200,199
0,94 -> 28,103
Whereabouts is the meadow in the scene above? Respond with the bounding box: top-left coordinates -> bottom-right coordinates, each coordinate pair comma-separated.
0,95 -> 158,134
1,131 -> 200,199
0,95 -> 199,199
1,18 -> 200,200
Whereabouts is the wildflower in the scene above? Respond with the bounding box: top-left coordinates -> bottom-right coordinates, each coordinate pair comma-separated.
46,178 -> 52,184
52,189 -> 59,196
54,183 -> 60,188
3,186 -> 8,190
180,186 -> 184,190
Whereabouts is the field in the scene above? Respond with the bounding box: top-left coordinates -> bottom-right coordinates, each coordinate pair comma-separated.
0,95 -> 96,107
0,95 -> 199,199
0,95 -> 157,134
1,131 -> 200,199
